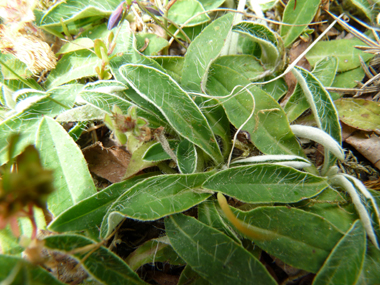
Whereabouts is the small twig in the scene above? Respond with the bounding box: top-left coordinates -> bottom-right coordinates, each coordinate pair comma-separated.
325,86 -> 380,94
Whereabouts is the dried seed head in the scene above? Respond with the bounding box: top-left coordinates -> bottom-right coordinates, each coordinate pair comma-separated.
0,25 -> 57,73
0,0 -> 37,29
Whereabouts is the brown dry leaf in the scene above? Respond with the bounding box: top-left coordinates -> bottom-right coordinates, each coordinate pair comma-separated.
82,142 -> 131,183
282,39 -> 312,104
345,132 -> 380,170
147,23 -> 167,39
341,122 -> 357,141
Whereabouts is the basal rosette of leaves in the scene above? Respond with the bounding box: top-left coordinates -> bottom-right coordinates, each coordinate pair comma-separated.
0,0 -> 380,284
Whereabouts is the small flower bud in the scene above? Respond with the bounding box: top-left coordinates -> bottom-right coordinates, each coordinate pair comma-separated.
108,1 -> 126,30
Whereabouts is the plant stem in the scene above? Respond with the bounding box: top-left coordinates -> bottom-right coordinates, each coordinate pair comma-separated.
0,59 -> 43,91
135,0 -> 187,50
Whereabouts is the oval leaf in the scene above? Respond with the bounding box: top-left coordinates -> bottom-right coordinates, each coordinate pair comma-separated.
177,139 -> 197,174
225,206 -> 344,273
313,220 -> 366,285
168,0 -> 210,26
280,0 -> 322,47
232,22 -> 281,69
206,64 -> 306,157
203,164 -> 328,203
48,173 -> 154,232
181,13 -> 234,92
335,98 -> 380,134
285,56 -> 338,122
165,213 -> 277,285
35,117 -> 97,216
43,234 -> 146,285
0,254 -> 65,284
45,50 -> 98,89
305,39 -> 375,72
119,64 -> 223,163
100,173 -> 212,238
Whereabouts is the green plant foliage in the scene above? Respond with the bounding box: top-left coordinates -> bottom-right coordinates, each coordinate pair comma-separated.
280,0 -> 322,47
44,234 -> 146,284
305,39 -> 375,72
166,213 -> 277,284
0,254 -> 66,285
335,98 -> 380,133
48,173 -> 154,232
100,173 -> 212,238
167,0 -> 210,26
313,220 -> 366,285
1,0 -> 380,283
285,56 -> 338,122
203,164 -> 328,203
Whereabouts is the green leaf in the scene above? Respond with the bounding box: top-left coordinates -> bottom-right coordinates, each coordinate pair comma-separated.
143,140 -> 179,162
56,37 -> 94,55
0,85 -> 79,165
0,57 -> 33,80
312,56 -> 339,87
357,242 -> 380,284
280,0 -> 322,47
226,206 -> 344,273
206,64 -> 305,157
100,173 -> 212,238
120,64 -> 223,163
213,55 -> 265,81
0,226 -> 22,255
313,220 -> 366,285
261,76 -> 288,101
40,0 -> 120,27
45,50 -> 98,89
123,141 -> 162,179
181,13 -> 234,92
198,200 -> 241,243
291,66 -> 341,139
343,0 -> 377,22
177,139 -> 197,174
203,164 -> 328,203
0,116 -> 41,166
165,213 -> 277,285
330,67 -> 365,100
232,22 -> 282,69
178,265 -> 209,285
305,39 -> 375,72
178,14 -> 233,154
15,84 -> 81,115
152,56 -> 184,82
291,66 -> 341,171
79,86 -> 167,129
67,121 -> 87,141
35,117 -> 97,216
125,236 -> 185,271
0,87 -> 77,165
168,0 -> 210,26
0,55 -> 42,91
335,98 -> 380,134
198,0 -> 225,10
298,187 -> 358,232
56,104 -> 105,122
48,173 -> 154,232
43,234 -> 146,285
0,255 -> 65,284
135,33 -> 169,56
168,23 -> 208,43
285,56 -> 338,122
